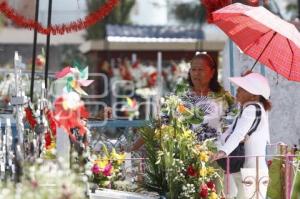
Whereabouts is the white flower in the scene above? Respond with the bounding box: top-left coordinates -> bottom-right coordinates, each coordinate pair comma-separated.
82,175 -> 88,182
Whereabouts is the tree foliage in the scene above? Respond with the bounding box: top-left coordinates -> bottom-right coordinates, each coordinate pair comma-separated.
172,0 -> 282,25
286,3 -> 298,19
85,0 -> 135,39
172,2 -> 206,25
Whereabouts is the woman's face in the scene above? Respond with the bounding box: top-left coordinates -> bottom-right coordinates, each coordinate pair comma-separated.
190,58 -> 214,88
236,87 -> 256,105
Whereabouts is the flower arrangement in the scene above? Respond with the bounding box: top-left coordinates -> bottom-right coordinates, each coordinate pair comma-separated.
24,104 -> 57,160
86,145 -> 126,188
141,95 -> 223,199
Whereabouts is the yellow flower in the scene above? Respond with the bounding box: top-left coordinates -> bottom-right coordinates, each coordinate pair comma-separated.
199,167 -> 207,177
207,167 -> 215,175
199,151 -> 209,162
46,141 -> 56,150
208,192 -> 218,199
95,157 -> 109,169
154,128 -> 162,139
111,148 -> 126,165
182,129 -> 193,139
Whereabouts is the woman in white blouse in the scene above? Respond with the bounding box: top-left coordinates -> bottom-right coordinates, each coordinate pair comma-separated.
212,72 -> 271,199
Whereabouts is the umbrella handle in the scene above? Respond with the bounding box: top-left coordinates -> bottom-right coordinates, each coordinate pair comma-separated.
250,32 -> 277,71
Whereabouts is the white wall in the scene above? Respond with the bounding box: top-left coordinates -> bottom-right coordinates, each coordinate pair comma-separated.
39,0 -> 86,25
130,0 -> 168,25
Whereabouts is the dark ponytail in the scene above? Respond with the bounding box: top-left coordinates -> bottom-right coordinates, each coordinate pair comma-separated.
259,96 -> 272,111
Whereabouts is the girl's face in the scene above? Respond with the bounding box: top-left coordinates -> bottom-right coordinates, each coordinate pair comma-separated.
190,58 -> 214,87
236,87 -> 257,105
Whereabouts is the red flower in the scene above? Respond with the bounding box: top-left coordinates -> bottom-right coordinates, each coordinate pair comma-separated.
147,72 -> 157,87
187,165 -> 197,177
25,107 -> 37,128
207,181 -> 216,190
267,160 -> 272,167
199,184 -> 208,198
44,131 -> 52,149
45,109 -> 57,136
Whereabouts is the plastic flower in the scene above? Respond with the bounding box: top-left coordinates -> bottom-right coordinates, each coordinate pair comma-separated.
199,167 -> 208,177
199,151 -> 209,162
208,192 -> 218,199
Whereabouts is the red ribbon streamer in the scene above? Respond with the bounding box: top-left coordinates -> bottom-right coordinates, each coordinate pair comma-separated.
0,0 -> 119,35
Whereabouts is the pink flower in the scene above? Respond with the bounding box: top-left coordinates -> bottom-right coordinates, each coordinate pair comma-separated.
91,164 -> 101,175
102,163 -> 113,176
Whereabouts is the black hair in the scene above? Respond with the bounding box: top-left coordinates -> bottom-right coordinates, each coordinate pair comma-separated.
187,53 -> 222,93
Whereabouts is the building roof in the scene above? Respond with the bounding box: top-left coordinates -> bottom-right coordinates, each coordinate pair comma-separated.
79,24 -> 225,53
79,40 -> 225,54
106,24 -> 204,42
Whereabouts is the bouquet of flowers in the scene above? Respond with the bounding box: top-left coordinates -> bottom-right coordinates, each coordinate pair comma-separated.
86,145 -> 126,188
141,95 -> 223,199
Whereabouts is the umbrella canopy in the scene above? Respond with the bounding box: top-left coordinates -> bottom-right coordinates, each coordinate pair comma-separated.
213,3 -> 300,81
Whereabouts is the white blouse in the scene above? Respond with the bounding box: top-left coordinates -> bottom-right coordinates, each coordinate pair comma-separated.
218,102 -> 270,170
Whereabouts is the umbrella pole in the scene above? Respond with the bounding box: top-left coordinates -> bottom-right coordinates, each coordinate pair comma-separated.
30,0 -> 40,102
250,32 -> 277,71
44,0 -> 53,90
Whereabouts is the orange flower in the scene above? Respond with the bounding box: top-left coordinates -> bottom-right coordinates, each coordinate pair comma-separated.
177,104 -> 187,113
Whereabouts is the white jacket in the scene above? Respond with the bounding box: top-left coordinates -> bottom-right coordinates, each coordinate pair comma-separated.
218,102 -> 270,170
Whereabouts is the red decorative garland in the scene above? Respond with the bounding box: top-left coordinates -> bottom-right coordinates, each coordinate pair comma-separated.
0,0 -> 119,35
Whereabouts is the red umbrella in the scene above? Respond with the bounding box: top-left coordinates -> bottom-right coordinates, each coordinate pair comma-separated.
212,3 -> 300,81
